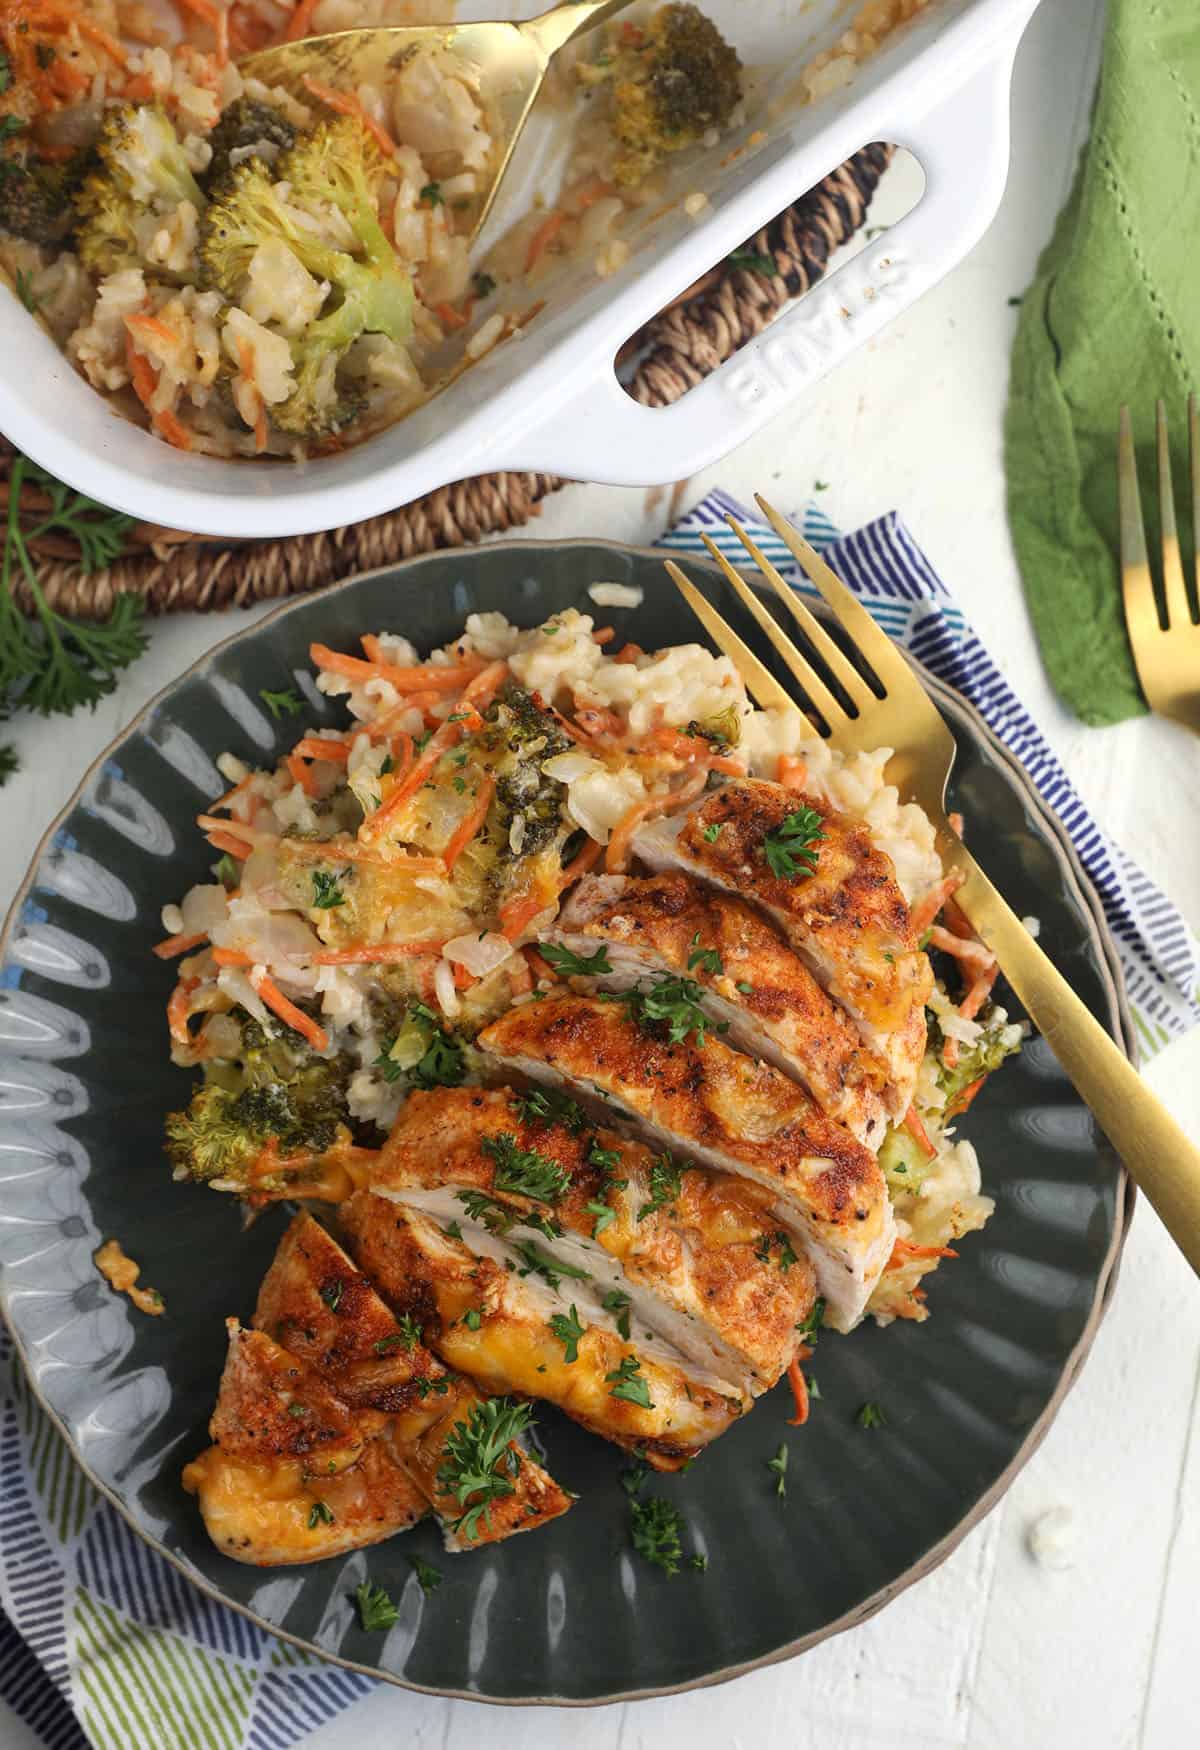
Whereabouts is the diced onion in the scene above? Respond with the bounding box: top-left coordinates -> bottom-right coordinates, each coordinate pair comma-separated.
542,750 -> 601,783
434,959 -> 461,1018
442,932 -> 514,979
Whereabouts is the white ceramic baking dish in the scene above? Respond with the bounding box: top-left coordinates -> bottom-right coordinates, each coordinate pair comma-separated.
0,0 -> 1042,537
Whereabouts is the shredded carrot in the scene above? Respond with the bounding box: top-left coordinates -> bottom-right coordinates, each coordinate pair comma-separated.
525,209 -> 566,274
196,815 -> 256,846
124,334 -> 159,407
361,660 -> 507,842
902,1105 -> 937,1160
522,944 -> 557,984
284,0 -> 320,38
122,73 -> 155,100
211,773 -> 252,813
154,407 -> 193,451
309,643 -> 482,691
205,829 -> 255,858
614,642 -> 643,664
499,892 -> 549,943
605,769 -> 708,874
311,941 -> 448,964
888,1236 -> 959,1266
927,925 -> 995,972
959,964 -> 999,1023
508,955 -> 534,996
572,175 -> 615,212
433,300 -> 469,331
948,811 -> 965,839
301,76 -> 396,156
778,754 -> 808,792
442,775 -> 495,873
948,1076 -> 987,1117
75,14 -> 127,63
910,871 -> 966,937
556,835 -> 602,894
786,1356 -> 810,1427
286,751 -> 320,797
577,706 -> 626,740
167,976 -> 199,1045
293,737 -> 352,763
153,931 -> 208,959
592,626 -> 616,645
252,972 -> 329,1051
211,946 -> 253,967
648,727 -> 744,775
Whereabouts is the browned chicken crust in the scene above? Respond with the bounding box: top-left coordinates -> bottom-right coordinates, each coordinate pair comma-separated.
554,870 -> 891,1145
478,994 -> 893,1330
338,1192 -> 746,1470
373,1085 -> 816,1391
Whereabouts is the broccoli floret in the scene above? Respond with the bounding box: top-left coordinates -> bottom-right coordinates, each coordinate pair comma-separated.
0,149 -> 85,245
198,118 -> 413,437
75,104 -> 206,277
937,1016 -> 1024,1112
204,98 -> 297,187
483,686 -> 572,860
584,4 -> 742,187
166,1008 -> 354,1186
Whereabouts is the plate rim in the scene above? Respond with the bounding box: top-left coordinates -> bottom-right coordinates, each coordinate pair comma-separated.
0,537 -> 1136,1706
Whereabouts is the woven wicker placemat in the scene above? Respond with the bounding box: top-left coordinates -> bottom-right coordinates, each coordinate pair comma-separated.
4,142 -> 891,620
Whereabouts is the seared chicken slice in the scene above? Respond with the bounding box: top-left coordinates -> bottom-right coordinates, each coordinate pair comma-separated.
478,996 -> 893,1332
182,1321 -> 428,1566
632,778 -> 931,1117
552,871 -> 891,1147
339,1192 -> 747,1470
372,1086 -> 817,1394
184,1213 -> 570,1561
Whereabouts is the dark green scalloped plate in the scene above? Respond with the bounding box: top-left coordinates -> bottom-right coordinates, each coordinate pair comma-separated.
0,541 -> 1132,1703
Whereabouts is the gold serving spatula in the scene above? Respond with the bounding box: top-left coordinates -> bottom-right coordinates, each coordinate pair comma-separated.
240,0 -> 634,240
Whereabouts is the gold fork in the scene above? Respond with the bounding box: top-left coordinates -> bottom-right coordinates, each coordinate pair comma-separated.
664,495 -> 1200,1277
1118,398 -> 1200,734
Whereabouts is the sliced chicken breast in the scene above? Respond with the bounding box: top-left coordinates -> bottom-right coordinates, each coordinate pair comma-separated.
632,778 -> 931,1119
184,1212 -> 570,1561
182,1320 -> 428,1566
552,871 -> 891,1147
478,996 -> 893,1332
338,1192 -> 747,1469
371,1085 -> 817,1394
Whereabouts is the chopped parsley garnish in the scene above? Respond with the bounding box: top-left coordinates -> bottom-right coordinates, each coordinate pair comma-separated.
795,1296 -> 826,1345
311,868 -> 347,909
444,1220 -> 463,1240
638,1153 -> 684,1222
462,1308 -> 482,1330
512,1239 -> 589,1292
308,1499 -> 335,1527
415,1376 -> 451,1397
380,754 -> 394,774
761,806 -> 825,881
588,1140 -> 622,1174
512,1086 -> 588,1132
539,941 -> 613,977
320,1280 -> 343,1312
419,181 -> 443,207
755,1230 -> 798,1273
602,1287 -> 632,1339
472,271 -> 497,298
735,980 -> 753,994
701,822 -> 724,842
606,1354 -> 653,1409
375,1004 -> 466,1089
409,1554 -> 442,1594
629,1496 -> 684,1575
857,1401 -> 887,1430
286,1401 -> 307,1418
548,1303 -> 585,1363
690,1553 -> 708,1571
686,933 -> 723,976
436,1397 -> 533,1541
620,1459 -> 647,1497
375,1312 -> 422,1354
482,1132 -> 571,1203
728,247 -> 777,276
0,49 -> 10,92
457,1189 -> 518,1236
613,974 -> 723,1047
808,1375 -> 822,1400
260,687 -> 302,719
452,774 -> 467,794
767,1443 -> 788,1499
354,1581 -> 399,1632
587,1198 -> 616,1237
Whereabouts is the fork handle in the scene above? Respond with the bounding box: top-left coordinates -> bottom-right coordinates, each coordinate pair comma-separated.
956,850 -> 1200,1275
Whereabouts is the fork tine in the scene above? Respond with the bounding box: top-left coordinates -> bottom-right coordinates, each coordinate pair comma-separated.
661,560 -> 794,714
1190,393 -> 1200,623
1157,400 -> 1191,630
696,532 -> 850,732
1119,406 -> 1161,700
720,518 -> 875,718
753,495 -> 920,701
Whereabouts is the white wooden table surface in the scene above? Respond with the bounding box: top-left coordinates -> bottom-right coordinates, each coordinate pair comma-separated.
3,0 -> 1198,1742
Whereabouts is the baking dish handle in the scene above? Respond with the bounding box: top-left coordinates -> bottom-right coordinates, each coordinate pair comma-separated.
505,38 -> 1022,483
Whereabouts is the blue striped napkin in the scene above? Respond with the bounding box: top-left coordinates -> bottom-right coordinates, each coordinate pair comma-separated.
2,494 -> 1196,1750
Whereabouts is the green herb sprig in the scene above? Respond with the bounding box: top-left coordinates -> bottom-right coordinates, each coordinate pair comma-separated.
436,1397 -> 533,1541
761,806 -> 825,882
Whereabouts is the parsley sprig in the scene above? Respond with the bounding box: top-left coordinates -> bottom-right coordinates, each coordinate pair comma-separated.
436,1397 -> 533,1541
482,1132 -> 572,1204
761,806 -> 825,881
548,1303 -> 585,1363
638,1152 -> 684,1222
767,1443 -> 788,1498
512,1086 -> 588,1133
311,868 -> 348,909
354,1580 -> 399,1632
629,1496 -> 684,1575
1,457 -> 142,721
539,941 -> 612,977
609,974 -> 724,1048
606,1354 -> 653,1409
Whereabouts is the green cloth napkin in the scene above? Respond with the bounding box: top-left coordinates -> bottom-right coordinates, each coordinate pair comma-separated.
1005,0 -> 1200,726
